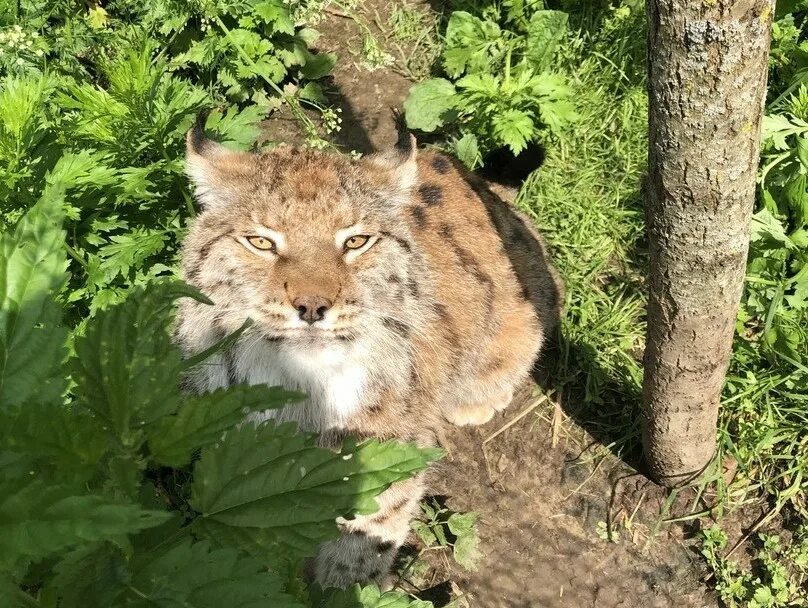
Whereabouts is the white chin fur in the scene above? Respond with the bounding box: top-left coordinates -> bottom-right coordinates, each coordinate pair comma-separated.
237,337 -> 369,432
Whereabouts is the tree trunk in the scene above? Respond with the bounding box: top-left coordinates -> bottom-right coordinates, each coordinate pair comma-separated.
643,0 -> 774,487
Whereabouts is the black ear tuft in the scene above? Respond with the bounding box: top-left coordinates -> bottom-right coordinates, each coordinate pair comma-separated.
390,107 -> 413,158
188,108 -> 212,154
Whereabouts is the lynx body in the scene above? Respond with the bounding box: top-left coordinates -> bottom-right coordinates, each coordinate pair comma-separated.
176,124 -> 563,589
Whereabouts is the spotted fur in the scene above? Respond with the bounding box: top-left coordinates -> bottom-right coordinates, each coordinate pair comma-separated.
176,127 -> 563,589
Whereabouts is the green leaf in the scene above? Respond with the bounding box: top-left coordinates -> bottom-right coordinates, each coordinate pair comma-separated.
447,512 -> 481,570
750,208 -> 796,249
0,480 -> 170,569
148,385 -> 304,468
300,50 -> 337,80
49,543 -> 129,608
403,79 -> 457,132
453,133 -> 481,170
254,0 -> 295,35
0,403 -> 107,478
0,185 -> 68,409
0,576 -> 39,608
410,520 -> 438,547
191,422 -> 441,559
524,10 -> 569,71
122,539 -> 304,607
443,12 -> 502,78
492,109 -> 535,155
796,136 -> 808,169
317,585 -> 434,608
71,281 -> 211,442
299,82 -> 327,104
205,106 -> 265,151
762,114 -> 799,150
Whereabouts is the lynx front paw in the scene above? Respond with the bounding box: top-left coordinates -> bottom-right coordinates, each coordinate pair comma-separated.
446,390 -> 514,426
445,402 -> 496,426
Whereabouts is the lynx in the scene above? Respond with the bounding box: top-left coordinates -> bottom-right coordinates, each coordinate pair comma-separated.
175,118 -> 563,589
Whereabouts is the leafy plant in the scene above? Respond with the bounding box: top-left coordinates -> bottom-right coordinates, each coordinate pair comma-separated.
403,3 -> 576,167
0,188 -> 440,607
410,499 -> 481,571
701,525 -> 808,608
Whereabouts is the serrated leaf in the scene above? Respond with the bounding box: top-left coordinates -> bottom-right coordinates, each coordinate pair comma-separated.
762,114 -> 798,150
410,520 -> 438,547
148,385 -> 304,467
447,512 -> 481,570
206,106 -> 266,151
254,0 -> 295,35
300,50 -> 337,80
0,403 -> 107,477
71,281 -> 211,442
49,543 -> 129,608
126,539 -> 304,607
403,79 -> 457,132
0,480 -> 170,569
191,422 -> 441,559
453,132 -> 481,170
0,185 -> 69,409
317,584 -> 434,608
492,109 -> 535,155
750,208 -> 796,249
525,10 -> 569,70
443,11 -> 501,78
299,82 -> 326,104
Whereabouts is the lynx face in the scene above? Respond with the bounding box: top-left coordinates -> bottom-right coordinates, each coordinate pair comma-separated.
181,132 -> 427,354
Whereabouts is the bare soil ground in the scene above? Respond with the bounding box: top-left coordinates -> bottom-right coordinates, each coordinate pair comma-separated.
265,3 -> 719,606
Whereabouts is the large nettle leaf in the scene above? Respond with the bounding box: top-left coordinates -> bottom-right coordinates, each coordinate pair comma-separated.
71,280 -> 212,443
0,402 -> 107,479
147,385 -> 304,468
0,184 -> 69,409
316,584 -> 434,608
128,539 -> 304,607
0,479 -> 170,570
191,422 -> 442,560
49,539 -> 304,608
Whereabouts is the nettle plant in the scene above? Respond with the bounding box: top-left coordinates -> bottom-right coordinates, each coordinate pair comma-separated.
1,0 -> 335,108
0,187 -> 440,607
403,2 -> 576,168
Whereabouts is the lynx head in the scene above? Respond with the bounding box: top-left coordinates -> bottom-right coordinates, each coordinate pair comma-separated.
181,119 -> 427,349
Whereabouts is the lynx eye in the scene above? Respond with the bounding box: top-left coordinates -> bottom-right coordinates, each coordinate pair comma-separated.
245,235 -> 276,251
344,235 -> 370,250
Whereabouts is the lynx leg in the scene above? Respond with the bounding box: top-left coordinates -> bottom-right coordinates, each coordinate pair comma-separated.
445,388 -> 514,426
313,477 -> 422,589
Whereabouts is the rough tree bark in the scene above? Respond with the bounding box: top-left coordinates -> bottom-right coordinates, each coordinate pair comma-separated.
643,0 -> 774,486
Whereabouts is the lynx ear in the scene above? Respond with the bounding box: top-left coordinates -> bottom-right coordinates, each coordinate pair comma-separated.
185,111 -> 253,209
364,112 -> 418,191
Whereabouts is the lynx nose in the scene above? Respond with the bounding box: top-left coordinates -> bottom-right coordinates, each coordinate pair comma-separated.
292,295 -> 332,324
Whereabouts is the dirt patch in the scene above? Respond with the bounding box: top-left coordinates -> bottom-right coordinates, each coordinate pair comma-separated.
418,384 -> 714,608
263,3 -> 718,606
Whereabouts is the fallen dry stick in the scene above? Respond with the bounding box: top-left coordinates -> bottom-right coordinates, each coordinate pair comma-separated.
483,393 -> 550,445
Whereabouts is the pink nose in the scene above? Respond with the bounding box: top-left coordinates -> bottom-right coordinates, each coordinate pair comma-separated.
292,295 -> 332,324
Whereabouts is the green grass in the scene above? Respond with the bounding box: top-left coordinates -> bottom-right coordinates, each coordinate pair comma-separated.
516,2 -> 647,458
